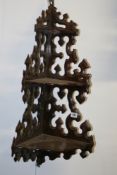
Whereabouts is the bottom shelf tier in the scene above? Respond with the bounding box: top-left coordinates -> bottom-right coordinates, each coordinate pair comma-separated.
16,134 -> 90,152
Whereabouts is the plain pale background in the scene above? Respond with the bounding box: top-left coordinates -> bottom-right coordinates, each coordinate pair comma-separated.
0,0 -> 117,174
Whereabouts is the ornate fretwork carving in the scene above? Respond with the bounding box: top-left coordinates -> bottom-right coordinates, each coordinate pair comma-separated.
12,3 -> 95,167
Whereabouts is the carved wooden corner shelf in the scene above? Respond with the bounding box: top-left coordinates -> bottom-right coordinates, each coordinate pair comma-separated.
11,3 -> 95,166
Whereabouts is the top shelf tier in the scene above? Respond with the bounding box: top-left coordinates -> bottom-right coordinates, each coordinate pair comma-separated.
25,78 -> 87,87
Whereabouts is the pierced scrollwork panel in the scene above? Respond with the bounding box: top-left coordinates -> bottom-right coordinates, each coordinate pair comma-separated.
22,4 -> 91,83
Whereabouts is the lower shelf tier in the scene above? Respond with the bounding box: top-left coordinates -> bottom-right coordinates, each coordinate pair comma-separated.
16,134 -> 90,152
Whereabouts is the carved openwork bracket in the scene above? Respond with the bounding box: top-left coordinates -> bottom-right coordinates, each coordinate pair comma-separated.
12,3 -> 95,166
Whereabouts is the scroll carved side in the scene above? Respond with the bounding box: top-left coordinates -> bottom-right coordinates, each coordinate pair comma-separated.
13,86 -> 42,145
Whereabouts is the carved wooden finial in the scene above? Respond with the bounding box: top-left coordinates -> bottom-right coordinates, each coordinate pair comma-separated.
48,0 -> 54,5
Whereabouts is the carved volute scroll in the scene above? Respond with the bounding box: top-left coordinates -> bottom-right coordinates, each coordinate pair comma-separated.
12,2 -> 95,167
